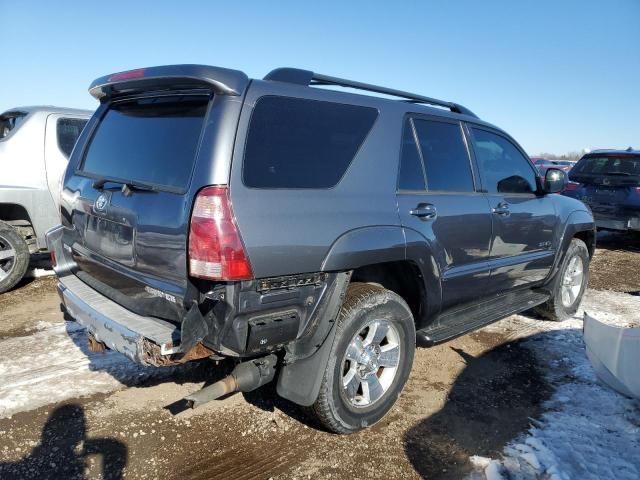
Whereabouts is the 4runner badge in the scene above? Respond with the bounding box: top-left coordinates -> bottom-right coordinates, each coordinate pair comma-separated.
145,286 -> 177,304
94,193 -> 109,212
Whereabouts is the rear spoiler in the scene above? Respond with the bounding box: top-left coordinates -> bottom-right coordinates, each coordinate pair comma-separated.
88,64 -> 250,100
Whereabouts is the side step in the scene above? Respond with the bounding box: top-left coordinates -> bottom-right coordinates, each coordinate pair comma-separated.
417,289 -> 549,346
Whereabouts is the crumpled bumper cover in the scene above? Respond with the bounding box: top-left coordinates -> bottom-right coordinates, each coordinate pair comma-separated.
58,274 -> 180,365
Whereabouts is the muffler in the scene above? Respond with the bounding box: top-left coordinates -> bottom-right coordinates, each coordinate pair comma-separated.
185,354 -> 278,408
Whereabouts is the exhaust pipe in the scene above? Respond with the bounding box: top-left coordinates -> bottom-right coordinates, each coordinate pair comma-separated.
185,354 -> 278,408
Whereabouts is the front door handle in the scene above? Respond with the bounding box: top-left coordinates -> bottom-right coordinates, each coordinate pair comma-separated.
410,203 -> 437,220
492,202 -> 510,216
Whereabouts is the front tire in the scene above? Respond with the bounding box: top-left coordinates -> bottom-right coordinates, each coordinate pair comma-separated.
311,283 -> 416,434
535,238 -> 589,321
0,221 -> 30,294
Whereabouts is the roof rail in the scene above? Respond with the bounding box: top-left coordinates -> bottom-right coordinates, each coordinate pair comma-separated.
264,67 -> 478,118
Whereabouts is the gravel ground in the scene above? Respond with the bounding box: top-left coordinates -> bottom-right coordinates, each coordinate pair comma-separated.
0,231 -> 638,479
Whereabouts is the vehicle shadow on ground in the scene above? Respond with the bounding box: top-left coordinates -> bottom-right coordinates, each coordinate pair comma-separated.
242,381 -> 315,426
0,403 -> 127,480
595,231 -> 640,252
403,333 -> 553,479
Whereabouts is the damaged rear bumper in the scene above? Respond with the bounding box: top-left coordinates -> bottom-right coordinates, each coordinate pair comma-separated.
58,274 -> 191,365
47,224 -> 213,366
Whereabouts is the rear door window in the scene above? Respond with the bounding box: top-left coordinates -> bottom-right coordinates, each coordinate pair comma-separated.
412,119 -> 474,192
398,120 -> 426,191
471,128 -> 537,194
243,96 -> 378,189
81,95 -> 209,191
57,118 -> 88,158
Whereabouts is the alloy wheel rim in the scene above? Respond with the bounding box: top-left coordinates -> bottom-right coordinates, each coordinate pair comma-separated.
0,234 -> 16,282
341,319 -> 401,408
561,255 -> 584,308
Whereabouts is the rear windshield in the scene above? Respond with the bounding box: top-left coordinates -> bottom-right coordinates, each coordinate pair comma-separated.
570,155 -> 640,181
243,96 -> 378,189
0,112 -> 27,140
81,95 -> 209,190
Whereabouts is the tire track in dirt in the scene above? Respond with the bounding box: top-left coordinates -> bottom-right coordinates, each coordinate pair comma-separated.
181,441 -> 304,480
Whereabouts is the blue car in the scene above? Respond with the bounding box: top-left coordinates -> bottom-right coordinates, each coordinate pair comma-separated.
564,148 -> 640,232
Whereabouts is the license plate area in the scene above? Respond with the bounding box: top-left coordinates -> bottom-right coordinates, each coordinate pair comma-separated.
85,215 -> 135,265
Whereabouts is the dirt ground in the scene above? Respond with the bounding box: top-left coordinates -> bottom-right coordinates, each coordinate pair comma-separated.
588,232 -> 640,293
0,231 -> 638,480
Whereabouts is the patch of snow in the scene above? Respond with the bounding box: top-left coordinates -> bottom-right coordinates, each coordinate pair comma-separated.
484,462 -> 506,480
471,289 -> 640,480
469,456 -> 506,480
0,321 -> 182,418
24,268 -> 55,278
470,456 -> 492,469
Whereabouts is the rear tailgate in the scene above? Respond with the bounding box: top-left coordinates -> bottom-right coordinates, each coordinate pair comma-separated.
569,154 -> 640,226
58,66 -> 249,322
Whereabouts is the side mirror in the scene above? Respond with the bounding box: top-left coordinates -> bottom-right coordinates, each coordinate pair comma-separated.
542,168 -> 566,194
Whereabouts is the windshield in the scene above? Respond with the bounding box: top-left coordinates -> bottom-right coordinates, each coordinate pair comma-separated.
571,156 -> 640,177
81,94 -> 209,191
0,112 -> 27,139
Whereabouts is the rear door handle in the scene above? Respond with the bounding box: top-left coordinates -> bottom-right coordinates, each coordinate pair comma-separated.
492,202 -> 510,216
410,203 -> 437,220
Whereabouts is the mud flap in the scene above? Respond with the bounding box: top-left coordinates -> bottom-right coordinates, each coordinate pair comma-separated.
276,325 -> 337,406
276,271 -> 351,406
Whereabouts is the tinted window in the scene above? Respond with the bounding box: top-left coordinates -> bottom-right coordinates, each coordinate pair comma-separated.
57,118 -> 88,158
571,156 -> 640,176
413,119 -> 474,192
472,128 -> 537,194
81,95 -> 208,190
243,97 -> 378,188
398,121 -> 425,190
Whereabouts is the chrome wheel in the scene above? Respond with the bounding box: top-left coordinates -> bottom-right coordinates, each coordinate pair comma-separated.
0,234 -> 16,282
561,255 -> 584,308
341,319 -> 401,408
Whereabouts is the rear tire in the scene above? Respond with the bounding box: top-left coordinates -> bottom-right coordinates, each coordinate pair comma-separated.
311,283 -> 415,434
0,221 -> 30,294
535,238 -> 589,321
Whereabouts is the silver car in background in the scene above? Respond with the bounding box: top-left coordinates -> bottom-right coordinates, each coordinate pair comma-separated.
0,106 -> 91,292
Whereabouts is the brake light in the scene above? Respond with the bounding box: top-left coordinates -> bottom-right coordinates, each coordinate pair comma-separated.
564,182 -> 580,192
188,186 -> 253,281
108,68 -> 146,82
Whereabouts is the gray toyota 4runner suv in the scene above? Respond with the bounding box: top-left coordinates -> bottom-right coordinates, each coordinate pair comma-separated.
47,64 -> 595,434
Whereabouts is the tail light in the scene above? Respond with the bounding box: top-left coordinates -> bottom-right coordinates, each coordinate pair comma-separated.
563,182 -> 580,192
635,187 -> 640,194
50,251 -> 57,269
188,186 -> 253,281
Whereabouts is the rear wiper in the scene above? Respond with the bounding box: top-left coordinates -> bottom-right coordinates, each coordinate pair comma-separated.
93,178 -> 157,195
601,171 -> 632,176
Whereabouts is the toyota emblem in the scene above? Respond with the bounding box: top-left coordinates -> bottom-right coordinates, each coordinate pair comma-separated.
94,193 -> 108,212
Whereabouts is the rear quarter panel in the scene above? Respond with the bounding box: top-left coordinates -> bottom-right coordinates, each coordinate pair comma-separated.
229,81 -> 405,278
0,111 -> 55,247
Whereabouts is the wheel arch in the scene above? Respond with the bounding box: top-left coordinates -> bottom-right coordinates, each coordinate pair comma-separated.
546,209 -> 595,288
321,225 -> 441,328
0,202 -> 33,227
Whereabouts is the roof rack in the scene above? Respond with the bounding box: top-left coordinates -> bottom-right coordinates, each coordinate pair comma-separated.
264,68 -> 478,118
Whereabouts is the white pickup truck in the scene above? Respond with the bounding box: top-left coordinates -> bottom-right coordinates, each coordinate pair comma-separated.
0,106 -> 91,292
